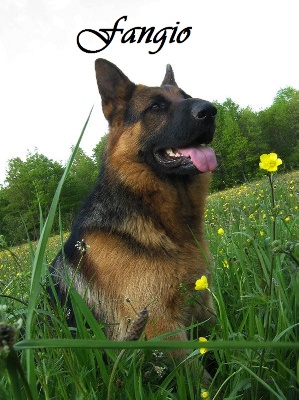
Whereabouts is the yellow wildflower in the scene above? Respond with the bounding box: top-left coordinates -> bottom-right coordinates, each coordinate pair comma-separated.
201,391 -> 209,399
199,337 -> 208,354
195,276 -> 208,291
285,216 -> 291,222
218,227 -> 224,235
259,153 -> 282,172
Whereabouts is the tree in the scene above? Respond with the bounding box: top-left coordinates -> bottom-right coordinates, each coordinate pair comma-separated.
238,106 -> 266,178
1,152 -> 64,243
92,134 -> 108,168
60,148 -> 98,228
274,87 -> 298,103
258,87 -> 299,168
212,100 -> 250,188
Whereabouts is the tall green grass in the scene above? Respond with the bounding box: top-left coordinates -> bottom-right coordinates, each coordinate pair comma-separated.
0,113 -> 298,398
205,172 -> 299,399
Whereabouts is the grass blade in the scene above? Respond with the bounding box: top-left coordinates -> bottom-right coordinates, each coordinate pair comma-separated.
24,107 -> 93,394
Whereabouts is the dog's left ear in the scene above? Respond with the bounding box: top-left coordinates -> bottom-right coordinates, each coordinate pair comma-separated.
161,64 -> 177,87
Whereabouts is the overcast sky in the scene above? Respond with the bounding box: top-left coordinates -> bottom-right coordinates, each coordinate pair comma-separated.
1,0 -> 298,185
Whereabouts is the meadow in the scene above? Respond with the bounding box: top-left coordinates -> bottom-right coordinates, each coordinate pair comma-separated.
0,161 -> 298,399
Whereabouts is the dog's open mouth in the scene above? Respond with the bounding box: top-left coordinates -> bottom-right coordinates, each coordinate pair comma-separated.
154,145 -> 217,173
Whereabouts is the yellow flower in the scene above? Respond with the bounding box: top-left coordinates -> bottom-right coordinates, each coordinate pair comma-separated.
285,216 -> 291,222
259,153 -> 282,172
199,337 -> 208,354
201,391 -> 209,399
195,276 -> 208,291
217,227 -> 224,235
222,259 -> 229,268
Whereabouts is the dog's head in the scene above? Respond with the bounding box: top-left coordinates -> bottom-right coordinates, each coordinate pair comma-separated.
95,58 -> 217,177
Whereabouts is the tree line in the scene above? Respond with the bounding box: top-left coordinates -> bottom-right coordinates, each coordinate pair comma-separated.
0,87 -> 298,245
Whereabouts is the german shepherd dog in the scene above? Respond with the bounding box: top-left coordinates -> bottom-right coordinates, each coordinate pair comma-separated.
51,59 -> 217,343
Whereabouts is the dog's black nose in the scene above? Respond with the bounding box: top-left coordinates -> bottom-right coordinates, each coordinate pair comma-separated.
191,101 -> 217,121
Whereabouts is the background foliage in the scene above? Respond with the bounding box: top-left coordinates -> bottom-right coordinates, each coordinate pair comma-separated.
0,86 -> 298,244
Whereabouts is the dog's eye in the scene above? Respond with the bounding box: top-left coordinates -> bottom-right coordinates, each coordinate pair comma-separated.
150,102 -> 166,112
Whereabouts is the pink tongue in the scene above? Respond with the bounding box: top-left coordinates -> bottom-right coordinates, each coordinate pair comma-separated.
178,146 -> 217,172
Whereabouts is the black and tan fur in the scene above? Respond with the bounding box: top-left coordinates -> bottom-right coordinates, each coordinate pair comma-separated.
51,59 -> 217,342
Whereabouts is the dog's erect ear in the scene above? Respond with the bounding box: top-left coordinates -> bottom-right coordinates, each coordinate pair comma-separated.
161,64 -> 177,87
95,59 -> 136,123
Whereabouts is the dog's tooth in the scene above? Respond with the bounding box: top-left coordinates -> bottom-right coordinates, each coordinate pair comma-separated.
166,148 -> 176,157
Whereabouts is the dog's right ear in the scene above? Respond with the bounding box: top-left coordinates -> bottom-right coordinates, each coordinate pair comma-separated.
95,59 -> 136,123
161,64 -> 177,87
